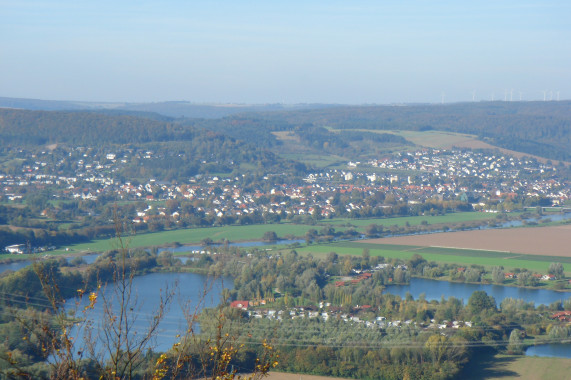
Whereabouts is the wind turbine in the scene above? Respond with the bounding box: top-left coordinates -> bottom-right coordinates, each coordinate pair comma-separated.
504,89 -> 508,101
472,90 -> 476,102
549,91 -> 553,101
510,89 -> 514,101
543,90 -> 547,101
519,91 -> 523,101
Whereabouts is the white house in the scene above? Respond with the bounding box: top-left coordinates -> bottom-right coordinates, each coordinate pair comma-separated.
5,244 -> 26,254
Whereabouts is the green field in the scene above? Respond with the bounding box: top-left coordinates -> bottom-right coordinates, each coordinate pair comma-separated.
296,241 -> 570,273
3,211 -> 550,273
279,153 -> 346,169
390,130 -> 481,148
44,212 -> 498,254
323,212 -> 499,228
41,223 -> 316,255
330,129 -> 482,148
458,352 -> 571,380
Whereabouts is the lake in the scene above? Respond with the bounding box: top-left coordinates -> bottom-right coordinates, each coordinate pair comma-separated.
0,260 -> 31,273
385,277 -> 571,306
72,272 -> 571,357
69,272 -> 231,353
525,344 -> 571,359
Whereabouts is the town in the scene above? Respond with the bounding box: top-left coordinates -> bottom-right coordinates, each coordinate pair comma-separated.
1,146 -> 568,230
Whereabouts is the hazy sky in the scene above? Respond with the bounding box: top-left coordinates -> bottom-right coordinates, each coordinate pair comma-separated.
1,1 -> 570,104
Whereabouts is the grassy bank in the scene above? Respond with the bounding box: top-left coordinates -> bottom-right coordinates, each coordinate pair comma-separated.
458,350 -> 571,380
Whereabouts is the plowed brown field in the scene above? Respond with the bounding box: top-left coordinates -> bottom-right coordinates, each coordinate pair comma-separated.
364,225 -> 571,257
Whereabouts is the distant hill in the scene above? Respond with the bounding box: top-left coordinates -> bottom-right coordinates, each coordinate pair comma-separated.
1,98 -> 569,161
0,97 -> 337,119
0,97 -> 98,111
118,101 -> 338,119
0,108 -> 305,179
0,108 -> 186,145
204,101 -> 571,161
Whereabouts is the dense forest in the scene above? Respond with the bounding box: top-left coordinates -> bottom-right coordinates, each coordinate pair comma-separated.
0,109 -> 195,145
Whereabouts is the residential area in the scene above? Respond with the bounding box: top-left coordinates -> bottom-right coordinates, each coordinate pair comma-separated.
1,146 -> 568,227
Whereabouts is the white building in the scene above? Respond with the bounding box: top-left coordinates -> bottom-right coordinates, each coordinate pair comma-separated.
5,244 -> 26,254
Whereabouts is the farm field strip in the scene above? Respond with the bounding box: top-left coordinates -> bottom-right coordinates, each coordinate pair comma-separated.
371,225 -> 571,257
325,240 -> 571,264
415,246 -> 571,264
331,129 -> 486,149
333,241 -> 529,259
297,242 -> 567,272
322,212 -> 498,227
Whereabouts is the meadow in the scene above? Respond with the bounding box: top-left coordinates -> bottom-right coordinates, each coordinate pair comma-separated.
278,152 -> 346,169
296,240 -> 571,273
33,211 -> 497,256
322,211 -> 497,228
458,353 -> 571,380
2,211 -> 553,277
31,223 -> 316,256
329,129 -> 486,150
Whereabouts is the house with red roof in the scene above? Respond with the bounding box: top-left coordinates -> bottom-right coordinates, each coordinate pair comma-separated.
230,301 -> 249,310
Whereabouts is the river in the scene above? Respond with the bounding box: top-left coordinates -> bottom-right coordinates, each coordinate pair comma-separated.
385,277 -> 571,306
156,238 -> 305,254
0,253 -> 102,274
0,260 -> 31,273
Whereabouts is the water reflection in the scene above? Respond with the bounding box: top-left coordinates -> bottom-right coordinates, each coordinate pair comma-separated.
385,278 -> 571,306
69,272 -> 231,353
0,260 -> 31,273
525,344 -> 571,358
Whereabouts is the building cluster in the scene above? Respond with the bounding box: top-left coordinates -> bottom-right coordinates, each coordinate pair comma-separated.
230,301 -> 473,331
504,272 -> 555,281
340,150 -> 567,203
1,147 -> 569,222
4,244 -> 56,255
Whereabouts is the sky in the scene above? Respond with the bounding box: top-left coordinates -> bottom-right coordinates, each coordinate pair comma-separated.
1,1 -> 570,104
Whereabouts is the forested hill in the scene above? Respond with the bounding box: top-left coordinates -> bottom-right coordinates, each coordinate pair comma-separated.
0,97 -> 337,119
0,108 -> 192,145
207,101 -> 571,161
0,108 -> 310,179
2,100 -> 570,162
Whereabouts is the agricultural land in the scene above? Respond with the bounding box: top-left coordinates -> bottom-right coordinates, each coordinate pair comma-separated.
366,225 -> 571,257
